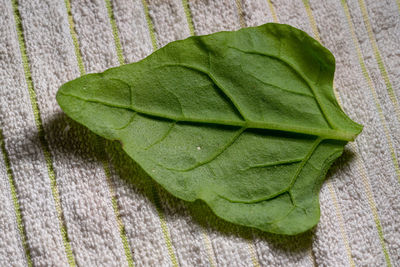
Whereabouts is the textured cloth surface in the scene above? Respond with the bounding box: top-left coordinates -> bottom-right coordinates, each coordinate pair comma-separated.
0,0 -> 399,266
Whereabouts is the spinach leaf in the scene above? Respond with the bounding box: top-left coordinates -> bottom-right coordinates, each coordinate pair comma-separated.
57,23 -> 362,235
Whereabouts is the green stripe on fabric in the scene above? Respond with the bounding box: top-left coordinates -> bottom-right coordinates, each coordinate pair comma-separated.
64,0 -> 85,75
11,1 -> 76,266
152,187 -> 179,267
303,1 -> 392,266
0,129 -> 33,267
181,0 -> 195,35
327,182 -> 355,267
341,0 -> 400,184
65,1 -> 135,266
349,143 -> 393,267
358,0 -> 400,123
141,0 -> 158,51
99,138 -> 135,267
104,0 -> 125,65
235,0 -> 246,28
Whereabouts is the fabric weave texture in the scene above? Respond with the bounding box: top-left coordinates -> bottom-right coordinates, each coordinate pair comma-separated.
0,0 -> 399,266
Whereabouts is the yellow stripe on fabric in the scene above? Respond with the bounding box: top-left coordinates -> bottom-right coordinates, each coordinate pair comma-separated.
151,188 -> 179,267
104,0 -> 125,65
64,0 -> 85,75
100,138 -> 135,267
235,0 -> 246,28
11,1 -> 76,266
271,1 -> 355,266
349,143 -> 393,267
108,184 -> 136,267
327,182 -> 355,267
358,0 -> 400,122
341,0 -> 400,184
266,0 -> 278,23
304,1 -> 392,265
302,0 -> 320,41
0,129 -> 33,267
201,227 -> 216,267
309,247 -> 317,267
246,239 -> 260,267
181,0 -> 195,35
64,1 -> 135,265
142,0 -> 158,51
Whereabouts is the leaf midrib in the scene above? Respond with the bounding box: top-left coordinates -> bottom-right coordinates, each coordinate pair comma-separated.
59,92 -> 356,141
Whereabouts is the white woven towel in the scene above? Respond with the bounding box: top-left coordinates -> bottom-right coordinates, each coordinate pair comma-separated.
0,0 -> 399,266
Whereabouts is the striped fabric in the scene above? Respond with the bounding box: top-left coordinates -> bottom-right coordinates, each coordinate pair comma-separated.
0,0 -> 399,266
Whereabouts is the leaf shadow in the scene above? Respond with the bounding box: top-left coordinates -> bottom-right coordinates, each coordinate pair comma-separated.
41,113 -> 353,259
36,112 -> 105,162
329,146 -> 356,175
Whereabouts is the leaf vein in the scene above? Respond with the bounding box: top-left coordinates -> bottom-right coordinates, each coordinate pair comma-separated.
218,137 -> 322,204
144,122 -> 176,150
227,46 -> 335,129
243,71 -> 314,98
161,62 -> 248,122
113,112 -> 137,130
160,127 -> 246,172
240,157 -> 304,171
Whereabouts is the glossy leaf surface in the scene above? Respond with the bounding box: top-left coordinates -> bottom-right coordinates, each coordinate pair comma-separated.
57,23 -> 362,235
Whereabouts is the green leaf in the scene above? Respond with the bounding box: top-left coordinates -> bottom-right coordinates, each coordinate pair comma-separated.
57,23 -> 362,235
